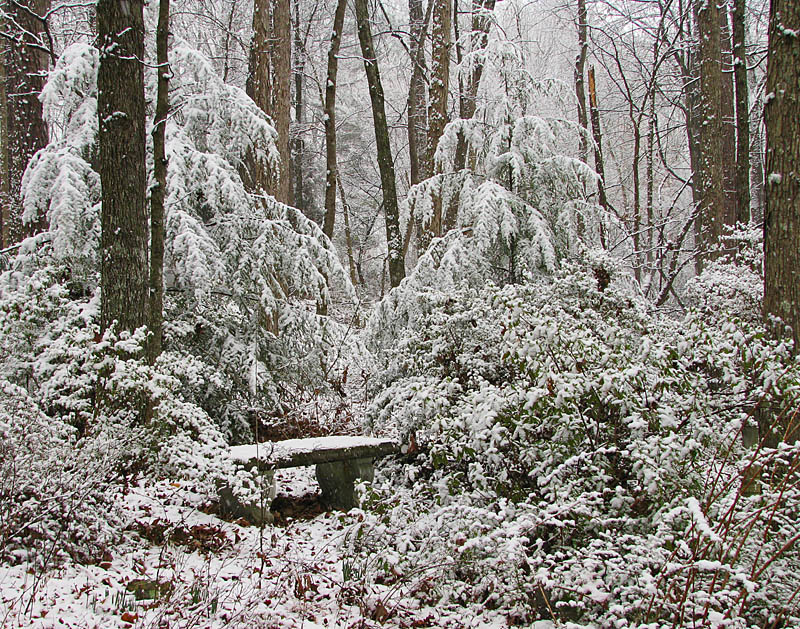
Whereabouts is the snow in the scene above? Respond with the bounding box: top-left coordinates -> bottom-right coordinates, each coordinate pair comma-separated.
0,477 -> 514,628
230,436 -> 399,464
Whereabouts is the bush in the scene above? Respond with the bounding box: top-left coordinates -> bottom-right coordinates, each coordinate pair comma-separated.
359,259 -> 800,626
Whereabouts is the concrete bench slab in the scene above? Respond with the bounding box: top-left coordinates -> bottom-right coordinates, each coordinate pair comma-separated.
223,436 -> 398,521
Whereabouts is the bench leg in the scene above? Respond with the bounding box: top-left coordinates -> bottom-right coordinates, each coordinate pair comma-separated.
315,457 -> 374,510
218,470 -> 276,525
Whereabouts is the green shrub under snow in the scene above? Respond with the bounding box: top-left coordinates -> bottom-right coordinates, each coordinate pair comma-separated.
359,259 -> 800,626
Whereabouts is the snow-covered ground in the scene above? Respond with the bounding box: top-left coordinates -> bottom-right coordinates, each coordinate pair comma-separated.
0,468 -> 553,628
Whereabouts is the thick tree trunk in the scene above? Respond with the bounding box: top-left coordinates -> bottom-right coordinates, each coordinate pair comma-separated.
353,0 -> 405,288
423,0 -> 451,241
247,0 -> 291,204
246,0 -> 272,193
695,0 -> 725,269
149,0 -> 170,363
763,0 -> 800,350
322,0 -> 347,240
3,0 -> 50,240
731,0 -> 751,224
97,0 -> 149,336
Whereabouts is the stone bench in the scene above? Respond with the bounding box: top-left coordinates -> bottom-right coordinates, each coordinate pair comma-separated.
220,436 -> 398,524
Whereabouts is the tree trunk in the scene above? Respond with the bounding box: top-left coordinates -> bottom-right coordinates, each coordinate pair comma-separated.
588,67 -> 608,247
322,0 -> 347,240
353,0 -> 405,288
97,0 -> 149,336
3,0 -> 50,241
423,0 -> 451,240
272,0 -> 291,205
0,18 -> 8,250
292,0 -> 305,213
149,0 -> 170,363
731,0 -> 751,224
763,0 -> 800,350
695,0 -> 725,269
340,177 -> 358,285
247,0 -> 291,205
443,0 -> 496,231
719,5 -> 738,230
246,0 -> 272,193
574,0 -> 589,165
407,0 -> 428,187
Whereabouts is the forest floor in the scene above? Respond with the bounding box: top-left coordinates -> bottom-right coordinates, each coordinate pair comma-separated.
0,468 -> 555,629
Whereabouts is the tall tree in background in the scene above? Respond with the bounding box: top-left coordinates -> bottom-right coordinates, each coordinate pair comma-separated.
248,0 -> 291,204
731,0 -> 751,224
354,0 -> 404,288
149,0 -> 170,363
763,0 -> 800,350
97,0 -> 149,335
574,0 -> 589,165
719,6 -> 738,229
694,0 -> 725,269
444,0 -> 496,231
423,0 -> 450,241
322,0 -> 347,240
407,0 -> 428,188
2,0 -> 50,244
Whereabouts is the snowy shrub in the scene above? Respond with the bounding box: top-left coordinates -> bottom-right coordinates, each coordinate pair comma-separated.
686,224 -> 764,326
358,259 -> 800,626
0,379 -> 122,566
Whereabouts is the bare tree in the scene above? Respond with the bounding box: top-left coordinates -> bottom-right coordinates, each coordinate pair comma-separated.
322,0 -> 347,239
354,0 -> 404,287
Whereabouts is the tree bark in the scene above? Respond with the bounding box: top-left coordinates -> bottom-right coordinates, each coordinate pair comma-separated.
246,0 -> 272,193
149,0 -> 170,363
97,0 -> 149,336
719,5 -> 738,229
272,0 -> 291,205
322,0 -> 347,240
588,66 -> 608,246
731,0 -> 751,224
407,0 -> 428,187
0,16 -> 8,249
763,0 -> 800,350
247,0 -> 291,204
574,0 -> 589,165
3,0 -> 50,241
695,0 -> 725,269
423,0 -> 451,240
292,0 -> 305,213
354,0 -> 405,288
